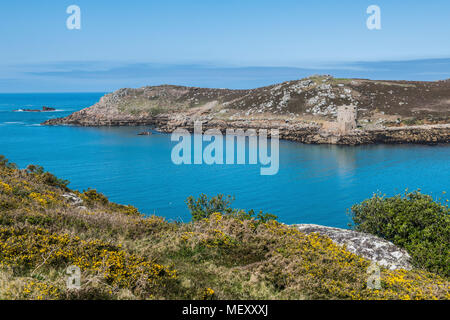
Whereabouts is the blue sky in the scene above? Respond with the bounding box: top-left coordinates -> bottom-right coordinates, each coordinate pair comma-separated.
1,0 -> 450,92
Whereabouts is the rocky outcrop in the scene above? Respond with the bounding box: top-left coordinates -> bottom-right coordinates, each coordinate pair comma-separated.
150,118 -> 450,145
294,224 -> 412,270
62,193 -> 83,206
137,131 -> 153,136
44,112 -> 450,145
62,193 -> 87,211
16,106 -> 56,112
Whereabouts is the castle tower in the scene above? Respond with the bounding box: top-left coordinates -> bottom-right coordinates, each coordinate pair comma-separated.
337,105 -> 357,134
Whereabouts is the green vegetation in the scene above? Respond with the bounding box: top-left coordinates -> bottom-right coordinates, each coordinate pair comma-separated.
350,191 -> 449,278
186,194 -> 277,223
117,95 -> 187,116
401,118 -> 425,126
0,156 -> 449,300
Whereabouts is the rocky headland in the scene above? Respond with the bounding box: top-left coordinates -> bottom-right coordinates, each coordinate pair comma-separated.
42,75 -> 450,145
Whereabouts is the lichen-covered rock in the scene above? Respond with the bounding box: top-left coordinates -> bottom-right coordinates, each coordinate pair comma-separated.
294,224 -> 412,270
62,192 -> 83,206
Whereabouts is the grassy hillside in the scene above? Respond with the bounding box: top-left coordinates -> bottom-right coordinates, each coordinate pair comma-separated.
0,156 -> 448,300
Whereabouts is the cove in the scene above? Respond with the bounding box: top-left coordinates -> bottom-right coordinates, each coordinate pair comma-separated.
0,93 -> 449,228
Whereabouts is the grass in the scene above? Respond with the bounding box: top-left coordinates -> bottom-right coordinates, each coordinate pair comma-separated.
0,156 -> 449,300
117,96 -> 188,115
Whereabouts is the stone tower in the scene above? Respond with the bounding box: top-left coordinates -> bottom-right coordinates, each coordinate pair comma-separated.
337,105 -> 357,134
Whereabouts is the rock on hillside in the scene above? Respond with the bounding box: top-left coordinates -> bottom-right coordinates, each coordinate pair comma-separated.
294,224 -> 412,270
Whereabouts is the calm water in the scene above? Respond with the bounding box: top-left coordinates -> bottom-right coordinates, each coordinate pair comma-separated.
0,93 -> 449,228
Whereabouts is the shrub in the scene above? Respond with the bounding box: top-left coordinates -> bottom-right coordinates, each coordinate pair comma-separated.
0,156 -> 17,170
350,191 -> 449,277
81,189 -> 109,206
81,189 -> 141,216
186,194 -> 235,221
26,165 -> 44,175
39,172 -> 70,190
186,194 -> 277,223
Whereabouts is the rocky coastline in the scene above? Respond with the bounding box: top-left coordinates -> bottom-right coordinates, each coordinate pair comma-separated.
42,76 -> 450,145
43,114 -> 450,145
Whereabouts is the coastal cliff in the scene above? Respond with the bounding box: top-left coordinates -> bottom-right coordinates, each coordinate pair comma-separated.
42,75 -> 450,145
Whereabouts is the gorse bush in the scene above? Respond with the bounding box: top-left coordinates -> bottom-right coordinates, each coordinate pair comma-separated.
81,188 -> 110,206
350,191 -> 449,277
81,188 -> 141,216
0,155 -> 17,170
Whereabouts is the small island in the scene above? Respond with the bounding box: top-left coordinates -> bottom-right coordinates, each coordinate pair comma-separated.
16,106 -> 56,112
42,75 -> 450,145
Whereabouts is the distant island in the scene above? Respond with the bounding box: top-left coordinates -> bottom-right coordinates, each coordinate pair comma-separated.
16,106 -> 56,112
42,75 -> 450,145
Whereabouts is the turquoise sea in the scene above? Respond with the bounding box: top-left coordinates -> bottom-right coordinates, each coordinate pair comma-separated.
0,93 -> 449,228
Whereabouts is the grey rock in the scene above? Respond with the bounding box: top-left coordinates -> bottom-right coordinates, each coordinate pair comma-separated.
62,193 -> 83,206
293,224 -> 412,270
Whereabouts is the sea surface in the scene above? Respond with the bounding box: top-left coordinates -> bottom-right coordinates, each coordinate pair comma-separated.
0,93 -> 449,228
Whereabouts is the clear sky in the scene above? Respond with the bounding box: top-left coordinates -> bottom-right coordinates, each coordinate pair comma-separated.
1,0 -> 450,92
